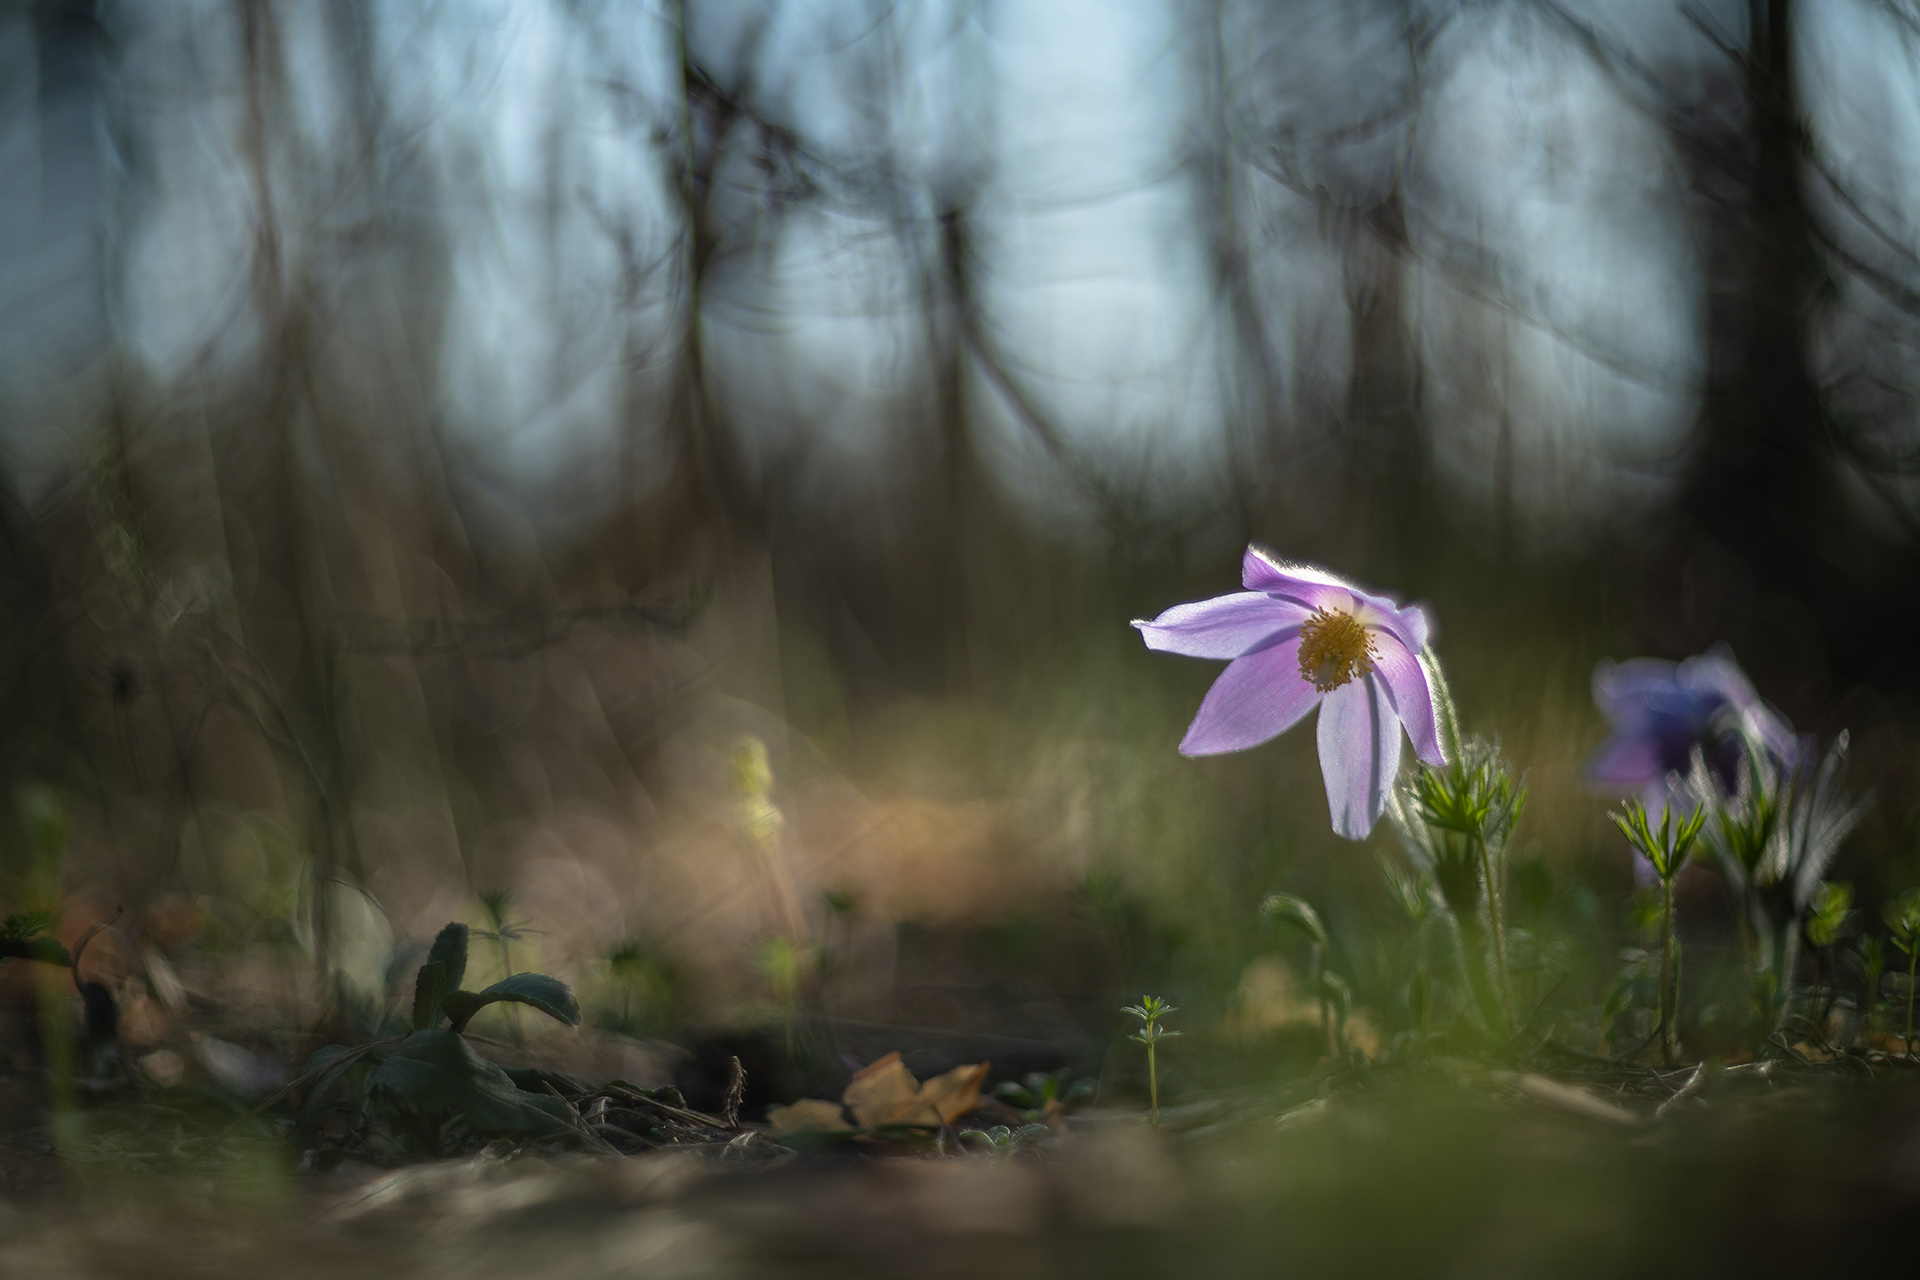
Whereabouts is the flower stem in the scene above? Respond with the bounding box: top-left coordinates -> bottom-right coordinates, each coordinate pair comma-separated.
1478,840 -> 1515,1036
1449,909 -> 1494,1033
1420,650 -> 1464,762
1659,877 -> 1677,1066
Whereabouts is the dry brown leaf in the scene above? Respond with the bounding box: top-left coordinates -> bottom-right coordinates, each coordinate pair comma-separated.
844,1053 -> 931,1126
766,1098 -> 851,1133
916,1061 -> 990,1125
841,1052 -> 989,1127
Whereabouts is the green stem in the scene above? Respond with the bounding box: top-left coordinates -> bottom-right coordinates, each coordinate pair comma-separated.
1479,840 -> 1515,1036
1147,1041 -> 1159,1126
1421,651 -> 1464,762
1671,932 -> 1684,1064
1660,878 -> 1676,1066
1450,910 -> 1494,1033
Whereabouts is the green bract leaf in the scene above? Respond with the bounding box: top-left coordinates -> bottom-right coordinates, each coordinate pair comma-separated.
411,960 -> 450,1031
427,921 -> 470,993
444,972 -> 582,1033
0,910 -> 54,941
1609,798 -> 1706,882
369,1029 -> 571,1136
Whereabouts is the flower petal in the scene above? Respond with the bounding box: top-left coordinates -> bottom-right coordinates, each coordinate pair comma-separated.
1178,637 -> 1321,755
1352,592 -> 1432,653
1592,658 -> 1693,725
1586,734 -> 1667,788
1371,631 -> 1444,766
1678,645 -> 1759,711
1316,674 -> 1402,840
1240,548 -> 1354,614
1134,592 -> 1310,660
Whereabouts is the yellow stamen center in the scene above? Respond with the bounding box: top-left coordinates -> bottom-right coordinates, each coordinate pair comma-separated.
1296,609 -> 1377,693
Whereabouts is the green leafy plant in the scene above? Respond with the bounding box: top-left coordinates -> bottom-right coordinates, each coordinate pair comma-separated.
1610,798 -> 1707,1065
1887,890 -> 1920,1056
1804,881 -> 1854,1040
1692,733 -> 1870,1030
1121,995 -> 1180,1126
293,921 -> 586,1156
957,1123 -> 1050,1157
1387,736 -> 1528,1036
993,1069 -> 1096,1124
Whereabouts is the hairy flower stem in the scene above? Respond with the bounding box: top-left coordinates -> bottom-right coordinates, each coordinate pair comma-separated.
1451,910 -> 1498,1034
1479,842 -> 1516,1036
1659,879 -> 1678,1065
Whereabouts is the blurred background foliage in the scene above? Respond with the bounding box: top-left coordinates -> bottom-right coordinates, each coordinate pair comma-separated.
2,0 -> 1920,1096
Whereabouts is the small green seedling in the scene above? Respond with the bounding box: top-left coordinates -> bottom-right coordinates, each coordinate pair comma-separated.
1122,995 -> 1180,1126
1886,890 -> 1920,1056
1610,798 -> 1707,1065
1805,881 -> 1854,1037
958,1123 -> 1050,1157
993,1069 -> 1096,1124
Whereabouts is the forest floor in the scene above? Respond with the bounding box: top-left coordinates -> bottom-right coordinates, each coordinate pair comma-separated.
5,1046 -> 1920,1278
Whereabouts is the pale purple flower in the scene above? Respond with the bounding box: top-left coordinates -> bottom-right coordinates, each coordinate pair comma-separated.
1134,548 -> 1446,840
1586,644 -> 1799,813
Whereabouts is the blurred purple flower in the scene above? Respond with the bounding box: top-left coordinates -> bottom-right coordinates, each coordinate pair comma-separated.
1587,645 -> 1798,814
1135,548 -> 1446,840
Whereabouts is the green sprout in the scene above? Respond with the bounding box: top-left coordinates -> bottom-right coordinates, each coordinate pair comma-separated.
993,1069 -> 1096,1124
1805,881 -> 1854,1038
957,1123 -> 1051,1157
1121,995 -> 1181,1126
1887,890 -> 1920,1057
1610,798 -> 1707,1065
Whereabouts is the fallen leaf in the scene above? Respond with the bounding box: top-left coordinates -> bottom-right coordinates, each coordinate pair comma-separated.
766,1098 -> 851,1133
844,1053 -> 927,1126
915,1061 -> 990,1126
843,1052 -> 989,1127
